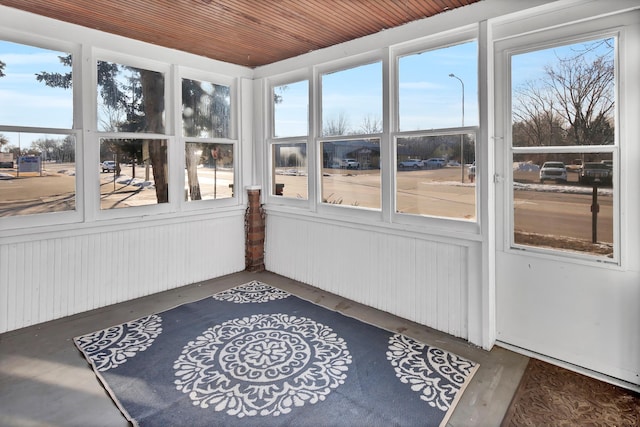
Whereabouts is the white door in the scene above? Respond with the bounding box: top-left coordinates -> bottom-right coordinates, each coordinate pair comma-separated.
493,11 -> 640,387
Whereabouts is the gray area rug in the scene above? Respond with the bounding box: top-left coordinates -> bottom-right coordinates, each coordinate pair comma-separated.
75,281 -> 478,426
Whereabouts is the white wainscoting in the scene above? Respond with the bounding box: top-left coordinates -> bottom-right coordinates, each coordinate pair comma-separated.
265,213 -> 477,341
0,214 -> 245,333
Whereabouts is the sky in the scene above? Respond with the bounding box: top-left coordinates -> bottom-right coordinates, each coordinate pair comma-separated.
398,41 -> 478,131
512,38 -> 613,82
0,40 -> 72,150
0,40 -> 72,129
273,41 -> 479,137
272,37 -> 613,138
1,37 -> 614,149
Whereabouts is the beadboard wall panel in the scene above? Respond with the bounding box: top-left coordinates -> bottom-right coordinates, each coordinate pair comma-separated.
0,215 -> 245,333
264,213 -> 471,340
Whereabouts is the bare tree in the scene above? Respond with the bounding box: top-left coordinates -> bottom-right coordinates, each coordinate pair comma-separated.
3,145 -> 20,157
59,136 -> 76,163
358,115 -> 382,134
513,40 -> 614,146
31,137 -> 58,160
323,112 -> 350,136
0,60 -> 5,78
98,103 -> 125,132
513,81 -> 564,146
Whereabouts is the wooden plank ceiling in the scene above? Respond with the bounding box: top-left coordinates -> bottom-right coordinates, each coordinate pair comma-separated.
0,0 -> 481,68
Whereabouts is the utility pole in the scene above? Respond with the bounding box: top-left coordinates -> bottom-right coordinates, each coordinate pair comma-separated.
449,73 -> 465,183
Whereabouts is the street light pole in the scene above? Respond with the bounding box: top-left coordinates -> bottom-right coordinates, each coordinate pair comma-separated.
449,73 -> 465,183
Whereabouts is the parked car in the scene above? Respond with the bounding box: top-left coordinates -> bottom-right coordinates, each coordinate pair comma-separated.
398,159 -> 424,169
101,160 -> 116,172
341,158 -> 360,169
539,161 -> 567,183
578,162 -> 612,185
423,158 -> 445,169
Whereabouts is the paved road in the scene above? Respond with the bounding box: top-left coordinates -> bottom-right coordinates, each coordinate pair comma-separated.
0,164 -> 76,216
2,164 -> 614,247
278,166 -> 613,244
514,189 -> 613,243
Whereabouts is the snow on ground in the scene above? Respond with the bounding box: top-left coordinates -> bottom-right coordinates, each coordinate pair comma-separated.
112,175 -> 154,188
514,161 -> 540,172
513,181 -> 612,196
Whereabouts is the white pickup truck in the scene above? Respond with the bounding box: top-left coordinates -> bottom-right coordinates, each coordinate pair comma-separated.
101,160 -> 116,172
341,158 -> 360,169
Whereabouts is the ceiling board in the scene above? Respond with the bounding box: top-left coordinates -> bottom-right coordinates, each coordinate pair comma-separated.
0,0 -> 481,67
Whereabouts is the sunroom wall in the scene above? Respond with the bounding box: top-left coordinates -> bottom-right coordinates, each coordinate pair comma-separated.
1,0 -> 639,390
253,0 -> 640,390
0,6 -> 253,332
253,0 -> 555,350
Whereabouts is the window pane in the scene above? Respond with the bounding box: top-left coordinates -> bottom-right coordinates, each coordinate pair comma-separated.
0,41 -> 73,129
0,132 -> 75,217
321,139 -> 380,209
182,78 -> 231,138
97,61 -> 165,133
185,142 -> 234,201
511,38 -> 614,147
100,138 -> 168,209
513,152 -> 614,257
510,37 -> 616,259
322,62 -> 382,136
272,143 -> 307,199
396,134 -> 476,220
274,80 -> 308,138
399,41 -> 477,131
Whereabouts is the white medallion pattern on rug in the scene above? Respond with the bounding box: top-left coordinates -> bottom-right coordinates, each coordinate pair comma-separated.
386,333 -> 477,411
173,313 -> 351,418
212,280 -> 291,304
75,314 -> 163,372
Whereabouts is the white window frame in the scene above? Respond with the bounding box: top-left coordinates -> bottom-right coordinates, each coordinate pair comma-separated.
496,22 -> 625,266
262,31 -> 487,235
265,69 -> 312,209
315,52 -> 386,221
0,33 -> 83,230
178,68 -> 239,211
92,50 -> 174,220
93,50 -> 172,135
389,27 -> 481,236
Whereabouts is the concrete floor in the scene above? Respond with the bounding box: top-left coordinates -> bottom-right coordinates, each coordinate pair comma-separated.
0,271 -> 529,426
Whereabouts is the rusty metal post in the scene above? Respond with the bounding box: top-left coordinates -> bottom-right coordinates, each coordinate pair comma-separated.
591,181 -> 599,243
